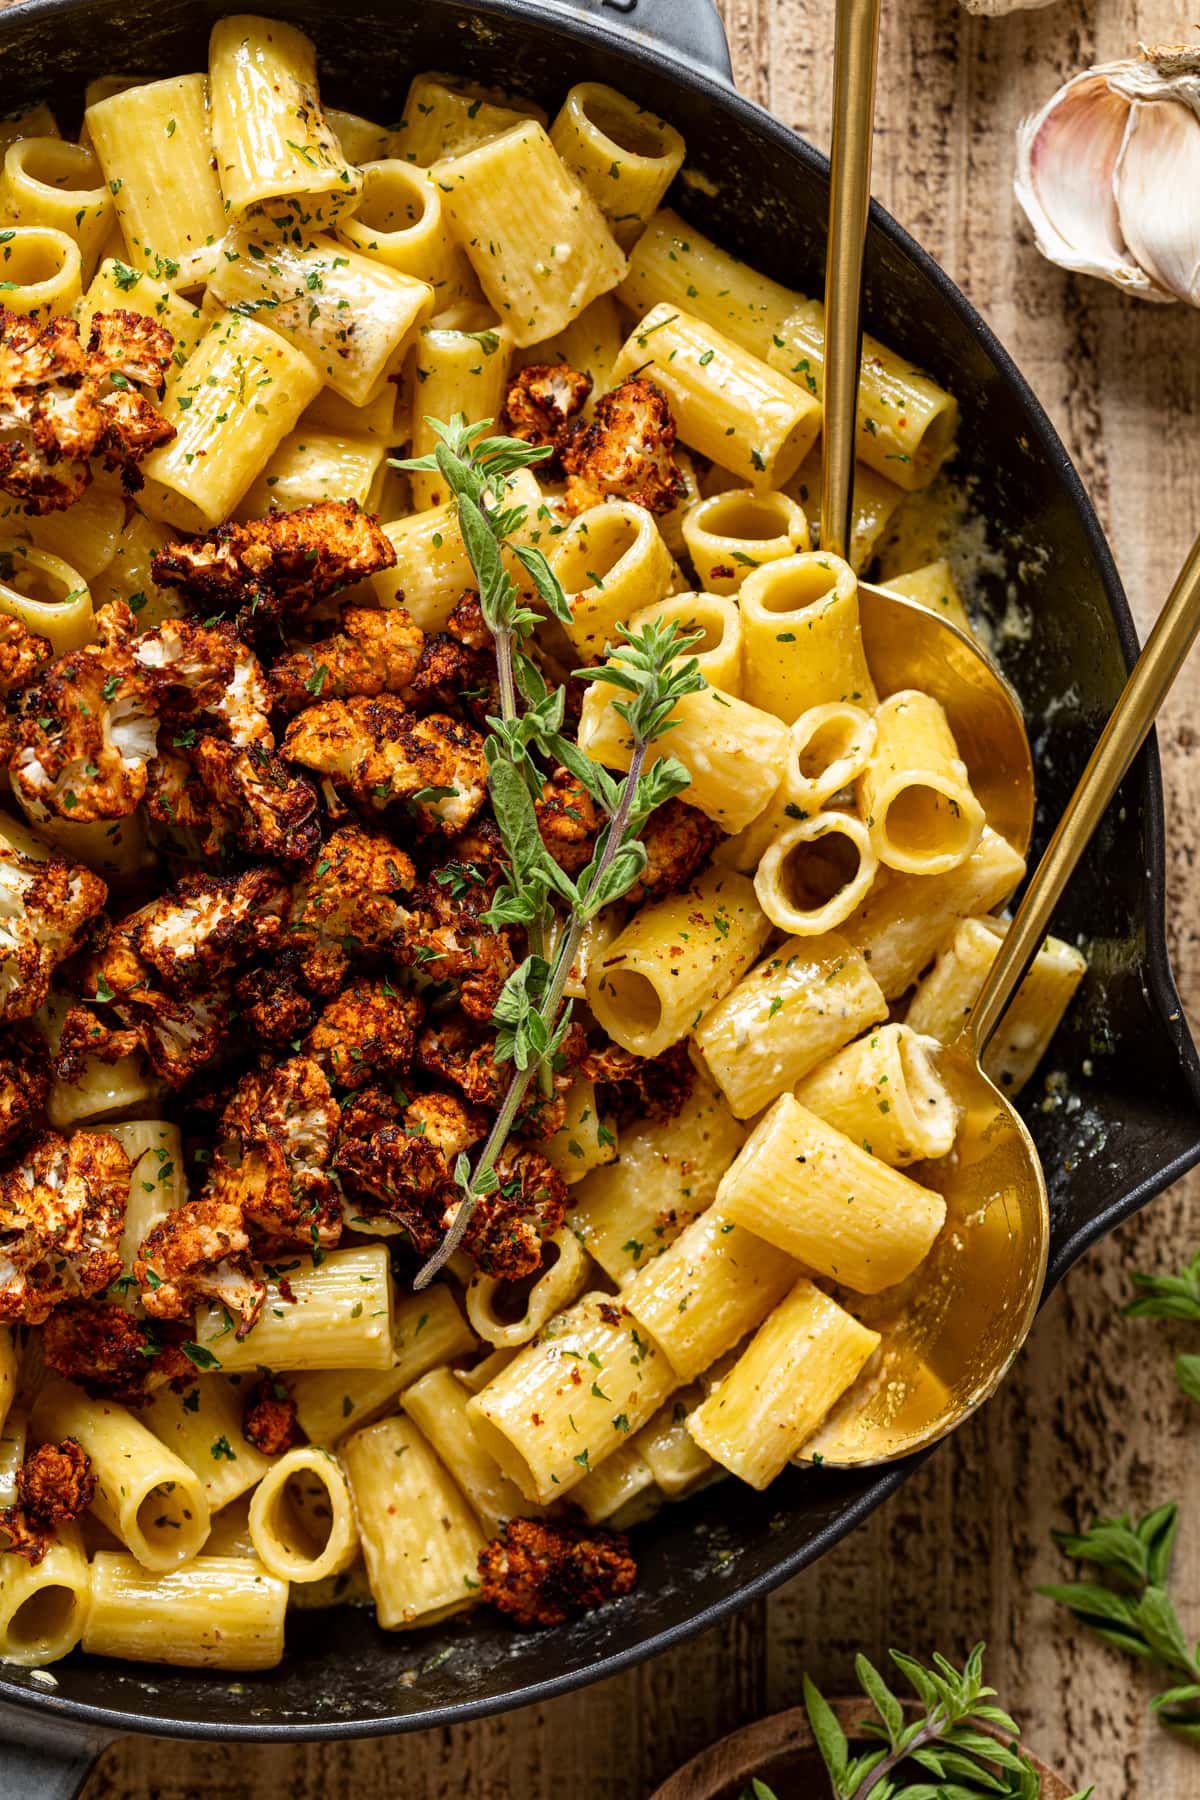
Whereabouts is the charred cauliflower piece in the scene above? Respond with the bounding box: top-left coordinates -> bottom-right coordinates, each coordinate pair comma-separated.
503,363 -> 593,465
133,619 -> 273,747
150,499 -> 396,635
241,1374 -> 300,1455
233,957 -> 316,1048
283,695 -> 488,836
0,1130 -> 129,1325
536,767 -> 601,874
336,1082 -> 401,1143
144,748 -> 239,861
579,1039 -> 694,1127
0,1030 -> 50,1156
397,879 -> 517,1024
0,842 -> 107,1024
61,925 -> 232,1089
282,826 -> 416,995
129,867 -> 288,993
459,1141 -> 568,1280
212,1055 -> 342,1255
304,978 -> 423,1091
0,309 -> 174,513
335,1091 -> 487,1244
1,1438 -> 95,1565
625,797 -> 722,903
445,591 -> 492,652
416,1017 -> 580,1141
11,640 -> 161,823
187,735 -> 320,863
135,1195 -> 265,1335
42,1298 -> 192,1404
561,376 -> 686,516
405,631 -> 498,727
478,1516 -> 636,1628
268,606 -> 425,715
0,612 -> 50,745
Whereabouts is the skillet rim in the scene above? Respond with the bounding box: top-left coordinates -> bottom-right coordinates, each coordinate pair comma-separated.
1,0 -> 1199,1743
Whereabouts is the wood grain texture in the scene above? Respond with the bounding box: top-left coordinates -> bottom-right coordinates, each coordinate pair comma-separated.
80,1 -> 1200,1794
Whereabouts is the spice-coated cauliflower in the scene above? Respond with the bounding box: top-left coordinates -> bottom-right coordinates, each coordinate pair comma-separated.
625,798 -> 722,903
133,618 -> 273,747
0,842 -> 107,1024
135,1195 -> 265,1335
396,877 -> 518,1024
477,1517 -> 636,1628
241,1374 -> 300,1455
0,1129 -> 130,1325
536,767 -> 601,874
304,978 -> 423,1091
282,695 -> 487,835
10,639 -> 161,822
58,924 -> 233,1088
0,309 -> 174,513
0,1029 -> 50,1156
212,1055 -> 343,1254
42,1298 -> 193,1405
268,606 -> 425,714
502,363 -> 593,465
335,1090 -> 487,1242
0,1437 -> 95,1565
128,867 -> 288,993
561,376 -> 686,516
185,735 -> 321,863
281,825 -> 416,995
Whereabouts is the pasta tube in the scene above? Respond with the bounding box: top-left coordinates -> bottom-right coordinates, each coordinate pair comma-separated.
587,867 -> 772,1057
208,15 -> 361,224
513,291 -> 624,407
466,1228 -> 591,1350
623,1207 -> 797,1382
292,1283 -> 476,1444
688,1278 -> 880,1487
739,552 -> 877,722
0,1403 -> 26,1507
768,299 -> 958,490
142,1374 -> 274,1512
2,137 -> 111,280
325,108 -> 397,165
541,1080 -> 618,1186
0,225 -> 81,315
681,488 -> 810,595
402,1366 -> 533,1535
618,209 -> 799,360
636,1388 -> 714,1498
466,1291 -> 677,1505
196,1246 -> 394,1373
248,1445 -> 358,1582
717,1095 -> 946,1293
372,467 -> 541,632
83,1553 -> 287,1669
0,105 -> 58,150
718,702 -> 880,874
619,589 -> 744,694
393,72 -> 547,166
407,322 -> 513,508
341,1416 -> 484,1629
882,559 -> 971,634
549,84 -> 684,248
569,1075 -> 744,1285
785,448 -> 904,573
904,915 -> 1087,1095
612,305 -> 820,489
841,825 -> 1026,999
795,1021 -> 959,1165
85,74 -> 227,286
140,310 -> 322,531
236,429 -> 384,518
109,1119 -> 186,1291
693,933 -> 888,1119
572,1441 -> 656,1525
31,1376 -> 211,1571
549,501 -> 675,654
0,1521 -> 90,1667
754,810 -> 878,937
88,509 -> 185,630
434,120 -> 625,347
338,159 -> 478,307
859,690 -> 985,875
12,478 -> 124,581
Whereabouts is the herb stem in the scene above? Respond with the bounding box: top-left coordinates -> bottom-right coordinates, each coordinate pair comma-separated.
845,1713 -> 946,1800
414,738 -> 650,1288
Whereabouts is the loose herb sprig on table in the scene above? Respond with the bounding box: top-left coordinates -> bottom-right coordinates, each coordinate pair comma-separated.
1124,1246 -> 1200,1400
740,1643 -> 1091,1799
1039,1500 -> 1200,1740
394,416 -> 706,1285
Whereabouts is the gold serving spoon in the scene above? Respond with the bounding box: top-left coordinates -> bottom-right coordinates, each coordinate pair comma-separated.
811,521 -> 1200,1463
820,0 -> 1035,856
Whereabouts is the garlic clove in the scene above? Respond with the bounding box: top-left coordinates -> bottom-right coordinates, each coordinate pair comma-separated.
1114,97 -> 1200,304
1014,69 -> 1171,298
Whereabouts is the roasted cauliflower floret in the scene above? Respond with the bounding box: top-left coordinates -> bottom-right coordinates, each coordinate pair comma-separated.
536,767 -> 601,874
283,695 -> 488,836
478,1517 -> 636,1628
561,375 -> 686,516
11,640 -> 161,822
0,1129 -> 129,1324
334,1092 -> 488,1242
150,499 -> 396,634
416,1016 -> 580,1140
304,978 -> 423,1091
144,748 -> 239,861
268,606 -> 425,715
42,1298 -> 192,1405
503,363 -> 593,464
135,1195 -> 265,1335
133,619 -> 273,747
1,1438 -> 95,1566
397,880 -> 517,1024
0,309 -> 174,513
282,826 -> 416,995
626,797 -> 722,902
60,924 -> 232,1089
0,1029 -> 50,1156
186,735 -> 321,863
445,591 -> 492,652
405,630 -> 498,727
233,957 -> 316,1047
0,613 -> 50,699
579,1039 -> 694,1127
336,1082 -> 401,1143
128,867 -> 288,993
212,1055 -> 343,1255
0,842 -> 107,1024
241,1374 -> 300,1456
458,1141 -> 568,1280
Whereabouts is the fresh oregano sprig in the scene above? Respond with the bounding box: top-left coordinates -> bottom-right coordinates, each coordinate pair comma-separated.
1124,1247 -> 1200,1401
393,416 -> 707,1286
1039,1501 -> 1200,1740
795,1642 -> 1093,1800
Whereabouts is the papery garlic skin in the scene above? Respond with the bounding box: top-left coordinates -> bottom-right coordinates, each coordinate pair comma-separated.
1015,47 -> 1200,305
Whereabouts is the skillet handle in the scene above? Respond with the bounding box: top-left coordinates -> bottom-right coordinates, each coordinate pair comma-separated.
0,1704 -> 115,1800
545,0 -> 734,83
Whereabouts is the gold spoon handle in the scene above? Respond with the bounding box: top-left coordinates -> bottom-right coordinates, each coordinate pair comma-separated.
968,530 -> 1200,1056
820,0 -> 881,560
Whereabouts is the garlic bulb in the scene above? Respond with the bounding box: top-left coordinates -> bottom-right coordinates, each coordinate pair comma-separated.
1015,46 -> 1200,304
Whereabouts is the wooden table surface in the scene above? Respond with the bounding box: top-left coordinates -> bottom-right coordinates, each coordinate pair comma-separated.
80,1 -> 1200,1794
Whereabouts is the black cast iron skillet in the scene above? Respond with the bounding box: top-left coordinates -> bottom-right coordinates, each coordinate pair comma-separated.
3,0 -> 1200,1789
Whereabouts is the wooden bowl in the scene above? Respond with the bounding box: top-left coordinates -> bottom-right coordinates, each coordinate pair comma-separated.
650,1701 -> 1077,1800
